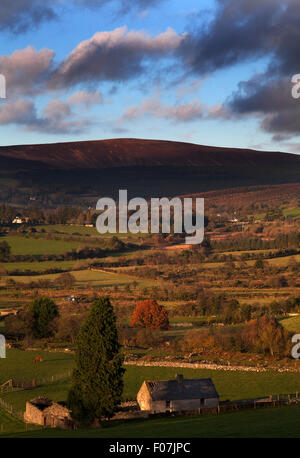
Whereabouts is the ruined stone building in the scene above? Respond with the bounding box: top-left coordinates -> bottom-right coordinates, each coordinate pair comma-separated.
137,375 -> 219,413
24,397 -> 75,430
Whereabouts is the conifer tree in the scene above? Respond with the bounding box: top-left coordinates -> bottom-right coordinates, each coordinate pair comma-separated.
68,296 -> 124,424
30,296 -> 59,338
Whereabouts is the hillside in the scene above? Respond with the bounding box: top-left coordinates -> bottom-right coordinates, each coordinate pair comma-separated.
0,138 -> 299,169
0,138 -> 299,204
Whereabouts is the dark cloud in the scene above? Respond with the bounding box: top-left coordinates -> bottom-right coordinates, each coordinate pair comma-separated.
179,0 -> 283,75
0,0 -> 165,34
227,76 -> 300,139
0,0 -> 57,33
75,0 -> 163,10
180,0 -> 300,139
49,27 -> 184,88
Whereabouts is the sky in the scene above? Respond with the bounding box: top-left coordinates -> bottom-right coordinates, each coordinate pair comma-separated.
0,0 -> 299,153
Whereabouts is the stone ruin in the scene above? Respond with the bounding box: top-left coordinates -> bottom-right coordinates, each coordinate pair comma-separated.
24,397 -> 75,430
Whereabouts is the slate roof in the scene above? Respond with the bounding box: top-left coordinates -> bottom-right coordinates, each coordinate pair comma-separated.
145,377 -> 219,401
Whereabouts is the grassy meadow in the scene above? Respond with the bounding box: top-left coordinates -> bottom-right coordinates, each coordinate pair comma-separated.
4,236 -> 81,256
1,350 -> 300,413
3,405 -> 300,438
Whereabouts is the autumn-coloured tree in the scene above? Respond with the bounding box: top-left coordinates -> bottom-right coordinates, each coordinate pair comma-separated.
242,316 -> 290,357
130,300 -> 169,330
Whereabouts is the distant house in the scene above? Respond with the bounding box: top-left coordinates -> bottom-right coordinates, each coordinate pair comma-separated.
137,375 -> 219,413
12,216 -> 24,224
228,217 -> 239,223
24,397 -> 74,430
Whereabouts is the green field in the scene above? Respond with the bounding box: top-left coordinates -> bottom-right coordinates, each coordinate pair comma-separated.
282,315 -> 300,334
1,350 -> 300,437
3,236 -> 80,255
3,260 -> 77,273
39,224 -> 98,236
38,225 -> 152,240
2,405 -> 300,438
2,350 -> 300,411
0,408 -> 39,435
0,350 -> 74,385
283,207 -> 300,219
8,269 -> 156,288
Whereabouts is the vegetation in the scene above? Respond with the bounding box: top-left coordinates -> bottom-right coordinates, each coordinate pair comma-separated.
4,405 -> 300,438
0,185 -> 300,437
131,300 -> 170,330
68,297 -> 124,424
29,297 -> 59,339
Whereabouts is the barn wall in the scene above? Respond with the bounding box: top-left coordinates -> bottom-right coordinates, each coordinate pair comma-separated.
204,398 -> 219,408
137,383 -> 152,411
24,404 -> 45,425
151,400 -> 167,413
171,399 -> 200,412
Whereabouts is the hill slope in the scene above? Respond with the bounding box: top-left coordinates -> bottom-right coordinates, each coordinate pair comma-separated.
0,138 -> 299,169
0,138 -> 299,204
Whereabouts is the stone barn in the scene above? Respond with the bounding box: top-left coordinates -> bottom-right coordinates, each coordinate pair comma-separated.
24,397 -> 74,430
137,375 -> 219,413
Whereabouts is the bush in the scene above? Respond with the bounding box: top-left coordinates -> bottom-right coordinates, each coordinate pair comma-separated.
29,296 -> 59,338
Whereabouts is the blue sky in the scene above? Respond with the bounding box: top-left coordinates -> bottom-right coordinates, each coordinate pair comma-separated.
0,0 -> 299,153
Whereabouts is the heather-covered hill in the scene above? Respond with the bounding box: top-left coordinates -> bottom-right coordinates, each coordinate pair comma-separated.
0,138 -> 299,203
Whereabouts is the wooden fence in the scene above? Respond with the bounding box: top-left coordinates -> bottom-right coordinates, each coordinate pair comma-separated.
0,397 -> 24,422
0,370 -> 72,393
155,393 -> 300,418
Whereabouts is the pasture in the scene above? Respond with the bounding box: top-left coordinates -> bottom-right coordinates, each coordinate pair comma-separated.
283,207 -> 300,219
1,350 -> 300,411
282,315 -> 300,334
7,268 -> 156,288
3,236 -> 80,256
3,260 -> 77,273
4,405 -> 300,438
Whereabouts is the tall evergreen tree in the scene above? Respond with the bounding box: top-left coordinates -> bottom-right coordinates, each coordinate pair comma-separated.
67,296 -> 124,424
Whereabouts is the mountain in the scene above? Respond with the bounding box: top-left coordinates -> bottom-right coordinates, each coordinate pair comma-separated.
0,138 -> 299,205
0,138 -> 299,169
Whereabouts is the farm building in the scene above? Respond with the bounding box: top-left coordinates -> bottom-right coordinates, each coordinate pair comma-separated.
137,375 -> 219,413
24,397 -> 74,430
